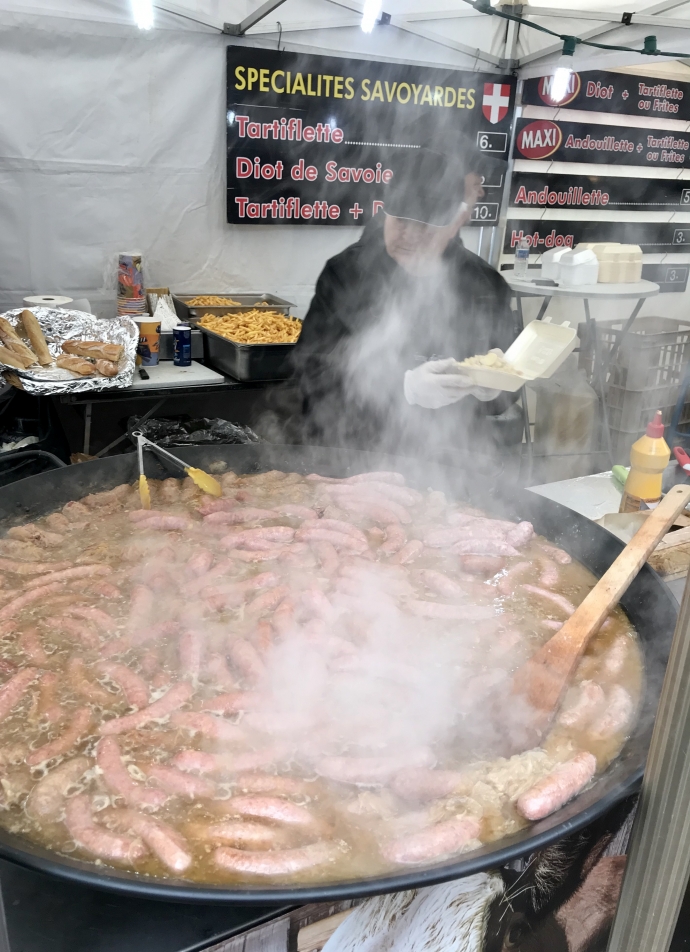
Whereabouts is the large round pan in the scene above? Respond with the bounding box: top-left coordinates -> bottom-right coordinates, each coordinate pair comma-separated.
0,444 -> 676,903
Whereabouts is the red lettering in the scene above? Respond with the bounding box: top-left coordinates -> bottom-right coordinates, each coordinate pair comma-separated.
302,126 -> 316,142
236,157 -> 253,178
236,116 -> 249,136
305,166 -> 318,182
328,205 -> 340,220
235,197 -> 249,217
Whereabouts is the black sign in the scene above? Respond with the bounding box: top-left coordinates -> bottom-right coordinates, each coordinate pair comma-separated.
226,49 -> 516,226
510,172 -> 690,212
503,219 -> 690,254
642,262 -> 689,293
523,69 -> 690,121
513,117 -> 690,169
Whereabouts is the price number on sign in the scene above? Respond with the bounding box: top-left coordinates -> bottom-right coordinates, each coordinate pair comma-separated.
665,266 -> 689,285
673,228 -> 690,245
681,189 -> 690,206
477,131 -> 508,153
471,203 -> 499,223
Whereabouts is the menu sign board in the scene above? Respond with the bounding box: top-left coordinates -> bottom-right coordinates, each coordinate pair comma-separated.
523,69 -> 690,121
510,172 -> 690,212
513,117 -> 690,168
503,218 -> 690,254
226,49 -> 516,226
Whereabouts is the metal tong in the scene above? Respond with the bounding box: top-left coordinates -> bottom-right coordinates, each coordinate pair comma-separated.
132,431 -> 222,509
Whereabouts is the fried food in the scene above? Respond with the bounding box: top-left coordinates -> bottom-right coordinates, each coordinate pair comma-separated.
0,318 -> 37,368
56,355 -> 96,377
198,310 -> 302,344
459,352 -> 522,374
19,310 -> 52,366
62,341 -> 124,363
185,295 -> 242,307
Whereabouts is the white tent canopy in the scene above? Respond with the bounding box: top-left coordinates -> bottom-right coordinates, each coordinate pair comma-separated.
5,0 -> 690,74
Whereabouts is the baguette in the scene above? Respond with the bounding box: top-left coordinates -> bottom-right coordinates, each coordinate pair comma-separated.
56,355 -> 96,377
95,360 -> 119,377
0,345 -> 34,370
19,310 -> 52,366
0,318 -> 37,367
62,340 -> 123,363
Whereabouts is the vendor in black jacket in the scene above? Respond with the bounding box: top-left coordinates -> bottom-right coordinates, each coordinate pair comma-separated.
281,146 -> 520,461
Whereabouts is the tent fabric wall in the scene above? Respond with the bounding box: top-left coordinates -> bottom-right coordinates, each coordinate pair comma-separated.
0,9 -> 483,318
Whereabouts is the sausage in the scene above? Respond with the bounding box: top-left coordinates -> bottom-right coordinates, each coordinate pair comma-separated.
333,496 -> 411,526
390,767 -> 471,803
107,809 -> 192,873
558,681 -> 606,729
316,750 -> 434,786
96,737 -> 168,809
186,549 -> 214,577
379,524 -> 407,557
134,516 -> 191,532
171,747 -> 284,776
301,519 -> 368,545
205,508 -> 276,525
127,584 -> 155,632
214,842 -> 339,876
62,500 -> 90,521
589,686 -> 635,741
227,639 -> 265,686
199,692 -> 261,715
26,756 -> 90,819
271,598 -> 296,635
187,820 -> 289,850
8,526 -> 64,546
0,558 -> 71,576
232,526 -> 296,547
299,587 -> 336,620
602,636 -> 629,678
67,658 -> 114,706
246,585 -> 291,616
518,753 -> 597,821
232,773 -> 314,797
169,711 -> 247,742
344,472 -> 406,486
405,600 -> 495,621
272,504 -> 317,520
392,540 -> 424,565
49,616 -> 100,649
537,543 -> 572,564
382,816 -> 480,865
221,547 -> 285,563
197,498 -> 237,516
0,667 -> 39,721
538,559 -> 560,589
45,513 -> 70,531
88,581 -> 122,599
96,662 -> 148,710
497,561 -> 531,597
522,585 -> 576,617
65,795 -> 147,863
295,527 -> 368,553
506,522 -> 535,548
179,630 -> 204,683
0,583 -> 64,621
19,628 -> 49,665
37,671 -> 64,723
142,762 -> 217,799
99,682 -> 193,735
219,795 -> 328,834
26,706 -> 91,765
460,556 -> 505,578
23,564 -> 110,590
450,540 -> 522,558
418,570 -> 465,599
312,540 -> 340,575
203,654 -> 237,692
344,482 -> 422,507
63,606 -> 117,632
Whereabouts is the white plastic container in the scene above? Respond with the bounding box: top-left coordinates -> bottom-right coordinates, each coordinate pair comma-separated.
558,248 -> 600,287
457,318 -> 578,393
576,243 -> 643,283
540,248 -> 570,282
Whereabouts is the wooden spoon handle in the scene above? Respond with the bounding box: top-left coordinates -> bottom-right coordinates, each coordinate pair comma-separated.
516,483 -> 690,716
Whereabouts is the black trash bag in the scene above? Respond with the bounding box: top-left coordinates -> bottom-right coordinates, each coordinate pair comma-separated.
128,416 -> 260,448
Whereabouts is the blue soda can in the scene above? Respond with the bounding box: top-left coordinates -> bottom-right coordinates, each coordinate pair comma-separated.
173,324 -> 192,367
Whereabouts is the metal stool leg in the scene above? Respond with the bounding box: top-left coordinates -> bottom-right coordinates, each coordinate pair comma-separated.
585,300 -> 614,468
520,385 -> 533,484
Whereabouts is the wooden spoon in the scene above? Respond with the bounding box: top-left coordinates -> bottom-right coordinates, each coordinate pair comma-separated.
512,483 -> 690,738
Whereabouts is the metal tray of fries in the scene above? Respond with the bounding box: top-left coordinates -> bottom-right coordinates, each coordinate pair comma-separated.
189,320 -> 299,382
173,293 -> 293,322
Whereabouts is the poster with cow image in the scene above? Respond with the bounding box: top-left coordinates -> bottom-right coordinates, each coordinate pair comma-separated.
513,117 -> 690,169
226,49 -> 516,226
523,68 -> 690,121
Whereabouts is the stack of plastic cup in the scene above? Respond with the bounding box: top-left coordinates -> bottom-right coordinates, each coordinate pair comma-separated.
117,253 -> 147,317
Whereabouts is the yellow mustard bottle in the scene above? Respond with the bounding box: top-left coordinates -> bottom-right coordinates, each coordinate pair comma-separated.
619,411 -> 670,513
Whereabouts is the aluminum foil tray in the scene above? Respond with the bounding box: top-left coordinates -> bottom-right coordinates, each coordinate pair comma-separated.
0,308 -> 138,395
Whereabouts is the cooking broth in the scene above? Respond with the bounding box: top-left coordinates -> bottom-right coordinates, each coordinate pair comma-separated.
0,471 -> 642,884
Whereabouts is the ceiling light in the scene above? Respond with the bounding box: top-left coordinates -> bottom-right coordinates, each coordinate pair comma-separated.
550,36 -> 577,104
131,0 -> 154,30
361,0 -> 382,33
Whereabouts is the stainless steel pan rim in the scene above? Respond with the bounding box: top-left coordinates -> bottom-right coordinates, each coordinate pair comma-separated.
0,443 -> 674,904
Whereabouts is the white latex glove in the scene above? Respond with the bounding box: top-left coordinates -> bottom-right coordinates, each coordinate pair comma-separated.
404,358 -> 502,409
